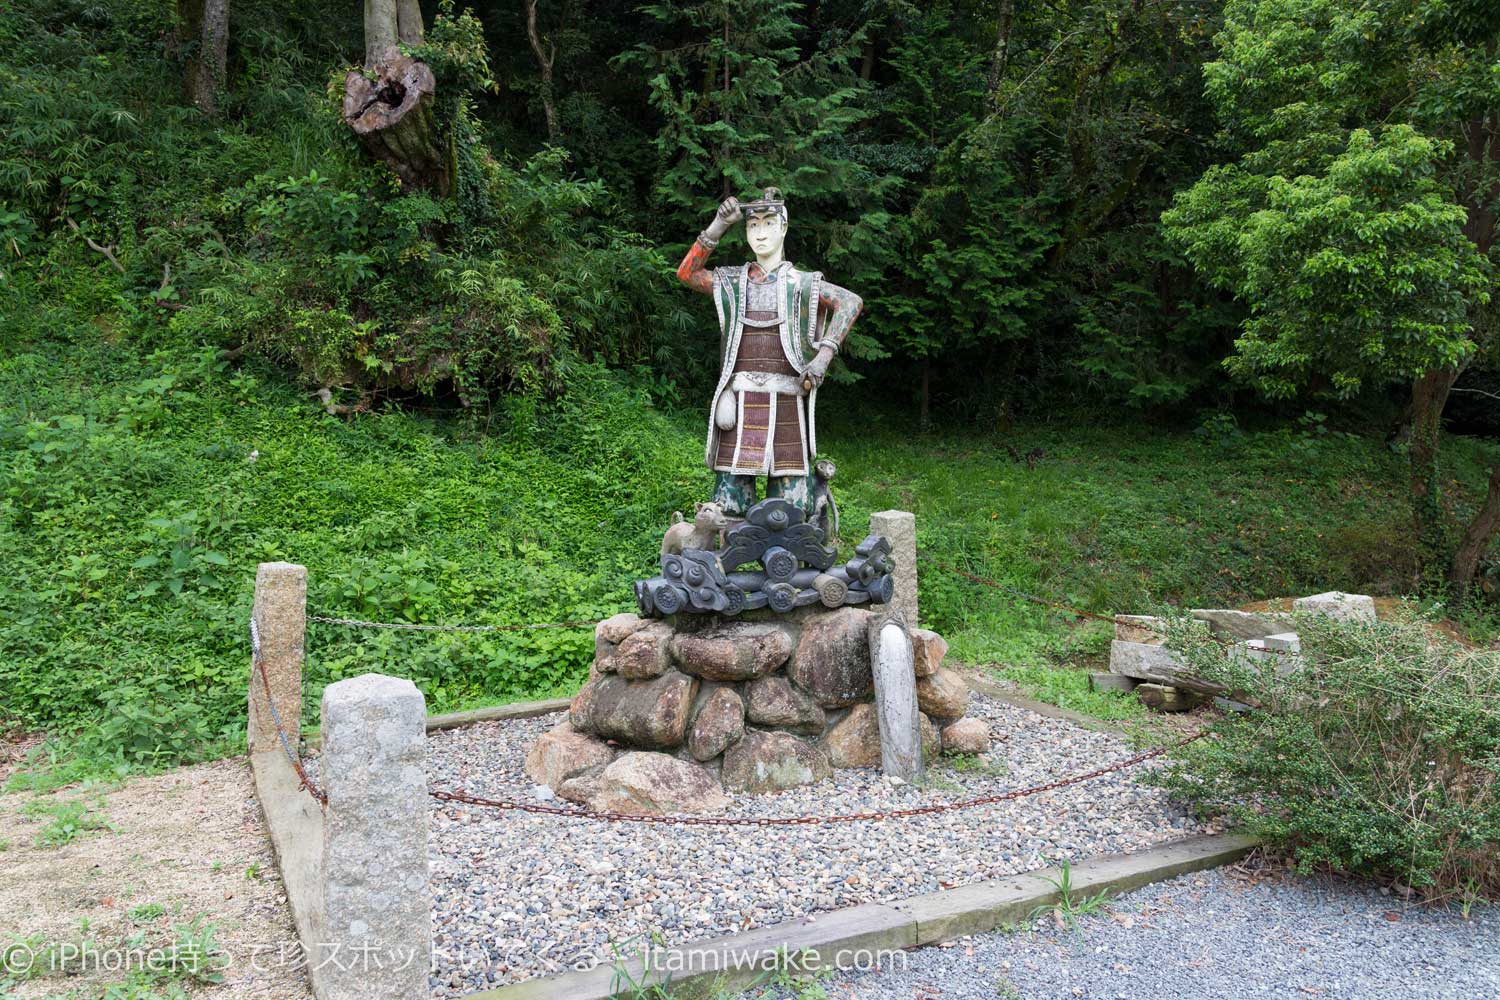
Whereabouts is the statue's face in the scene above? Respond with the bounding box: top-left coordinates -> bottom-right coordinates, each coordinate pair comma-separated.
745,211 -> 786,259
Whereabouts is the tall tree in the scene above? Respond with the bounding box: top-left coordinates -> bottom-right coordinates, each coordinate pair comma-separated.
1163,0 -> 1500,595
524,0 -> 561,141
181,0 -> 230,115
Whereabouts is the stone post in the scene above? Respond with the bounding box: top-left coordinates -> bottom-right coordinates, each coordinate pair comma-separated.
869,612 -> 923,783
320,674 -> 431,1000
870,510 -> 918,626
249,562 -> 307,754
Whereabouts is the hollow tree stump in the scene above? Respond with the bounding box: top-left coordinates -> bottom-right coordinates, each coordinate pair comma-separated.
342,52 -> 449,196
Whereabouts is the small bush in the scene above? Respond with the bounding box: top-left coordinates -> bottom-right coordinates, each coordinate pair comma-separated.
1151,608 -> 1500,904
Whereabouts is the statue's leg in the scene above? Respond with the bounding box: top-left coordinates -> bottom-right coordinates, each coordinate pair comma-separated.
767,474 -> 815,516
713,473 -> 756,517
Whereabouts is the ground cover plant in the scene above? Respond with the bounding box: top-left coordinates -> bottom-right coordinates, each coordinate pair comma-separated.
1152,609 -> 1500,904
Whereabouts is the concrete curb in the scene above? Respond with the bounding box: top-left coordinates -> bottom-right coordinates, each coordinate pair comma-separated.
463,832 -> 1260,1000
249,751 -> 331,998
426,697 -> 572,732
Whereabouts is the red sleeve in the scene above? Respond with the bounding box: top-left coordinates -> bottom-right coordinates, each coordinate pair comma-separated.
676,240 -> 715,295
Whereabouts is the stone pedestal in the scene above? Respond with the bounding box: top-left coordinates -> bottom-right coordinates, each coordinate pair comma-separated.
533,605 -> 989,811
320,674 -> 431,1000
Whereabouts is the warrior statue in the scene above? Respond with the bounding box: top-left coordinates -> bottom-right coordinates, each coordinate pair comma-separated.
676,188 -> 864,519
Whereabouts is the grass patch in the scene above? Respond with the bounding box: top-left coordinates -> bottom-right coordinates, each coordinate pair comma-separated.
24,796 -> 115,848
985,664 -> 1146,722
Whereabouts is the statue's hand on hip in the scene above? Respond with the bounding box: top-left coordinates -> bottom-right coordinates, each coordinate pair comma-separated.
804,347 -> 834,389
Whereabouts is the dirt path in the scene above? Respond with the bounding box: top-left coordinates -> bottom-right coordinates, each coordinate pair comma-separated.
0,758 -> 314,999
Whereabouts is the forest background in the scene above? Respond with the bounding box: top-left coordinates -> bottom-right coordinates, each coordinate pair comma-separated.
3,0 -> 1499,777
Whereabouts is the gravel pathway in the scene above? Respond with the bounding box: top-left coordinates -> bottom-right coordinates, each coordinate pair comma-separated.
413,693 -> 1213,996
777,866 -> 1500,1000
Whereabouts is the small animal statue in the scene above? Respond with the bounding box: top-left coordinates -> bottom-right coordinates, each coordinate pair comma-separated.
811,458 -> 839,541
661,501 -> 729,558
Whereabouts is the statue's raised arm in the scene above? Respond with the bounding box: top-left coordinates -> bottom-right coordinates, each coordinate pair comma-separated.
676,196 -> 743,295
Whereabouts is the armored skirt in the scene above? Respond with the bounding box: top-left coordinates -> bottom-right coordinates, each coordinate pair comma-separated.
711,274 -> 812,479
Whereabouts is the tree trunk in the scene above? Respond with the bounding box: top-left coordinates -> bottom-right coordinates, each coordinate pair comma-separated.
188,0 -> 229,115
1439,80 -> 1497,596
364,0 -> 399,64
347,1 -> 449,194
1450,466 -> 1500,602
343,55 -> 449,195
919,356 -> 931,433
525,0 -> 560,142
1410,366 -> 1460,575
988,0 -> 1014,105
397,0 -> 424,47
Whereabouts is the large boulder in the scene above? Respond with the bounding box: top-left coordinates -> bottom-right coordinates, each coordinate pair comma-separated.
586,752 -> 729,815
687,686 -> 746,761
570,670 -> 698,749
524,721 -> 617,788
822,703 -> 881,768
746,675 -> 825,735
670,621 -> 794,681
721,730 -> 831,793
915,667 -> 971,721
940,717 -> 990,755
789,607 -> 875,708
910,628 -> 948,678
611,620 -> 674,680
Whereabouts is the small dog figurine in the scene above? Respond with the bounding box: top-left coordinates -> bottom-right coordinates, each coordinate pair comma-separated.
811,458 -> 839,541
662,501 -> 729,558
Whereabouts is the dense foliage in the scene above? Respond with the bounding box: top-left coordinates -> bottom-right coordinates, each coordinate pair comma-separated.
1153,610 -> 1500,903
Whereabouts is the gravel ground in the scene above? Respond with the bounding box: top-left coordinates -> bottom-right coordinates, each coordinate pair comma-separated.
778,865 -> 1500,1000
411,693 -> 1214,996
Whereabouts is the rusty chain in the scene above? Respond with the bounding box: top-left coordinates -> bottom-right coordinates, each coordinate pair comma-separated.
256,612 -> 1208,822
306,614 -> 595,632
260,557 -> 1250,822
429,730 -> 1206,826
250,618 -> 327,808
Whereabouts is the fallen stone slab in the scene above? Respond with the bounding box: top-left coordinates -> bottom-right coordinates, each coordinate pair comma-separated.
1188,608 -> 1292,641
1108,639 -> 1225,695
1113,614 -> 1164,645
425,698 -> 572,733
1294,591 -> 1376,621
1237,632 -> 1303,678
1088,672 -> 1136,694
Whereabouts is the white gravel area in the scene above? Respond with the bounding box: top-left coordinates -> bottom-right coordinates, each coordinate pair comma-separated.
420,694 -> 1214,996
792,866 -> 1500,1000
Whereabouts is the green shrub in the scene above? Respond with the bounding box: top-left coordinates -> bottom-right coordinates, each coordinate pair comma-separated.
1151,609 -> 1500,903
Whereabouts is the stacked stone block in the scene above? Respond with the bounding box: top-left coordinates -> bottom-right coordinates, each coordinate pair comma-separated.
526,606 -> 988,812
